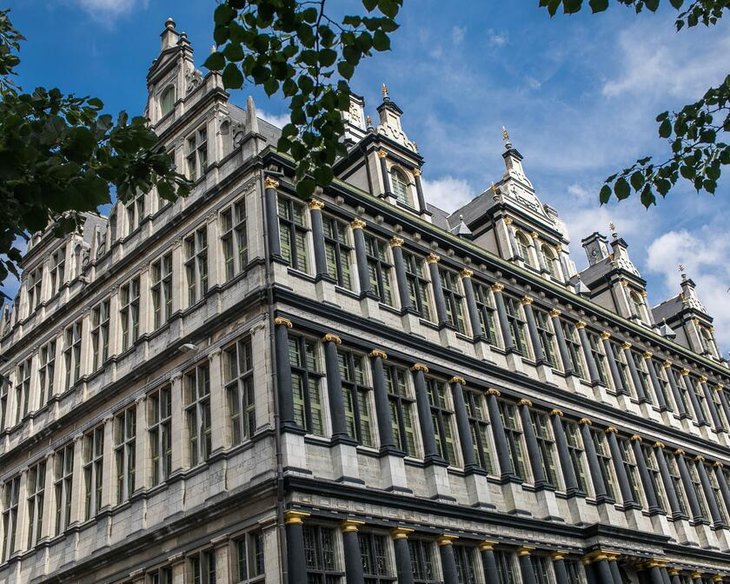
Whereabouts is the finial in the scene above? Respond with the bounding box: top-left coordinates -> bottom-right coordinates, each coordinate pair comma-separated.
502,126 -> 510,142
366,115 -> 373,128
609,221 -> 617,239
381,83 -> 389,99
678,264 -> 686,280
165,17 -> 176,30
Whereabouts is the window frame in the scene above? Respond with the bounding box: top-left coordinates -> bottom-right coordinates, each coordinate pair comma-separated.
224,337 -> 256,446
184,363 -> 212,466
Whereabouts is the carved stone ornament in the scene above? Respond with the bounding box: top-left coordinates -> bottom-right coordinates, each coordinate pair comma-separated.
308,198 -> 325,210
460,268 -> 474,279
410,363 -> 429,373
264,176 -> 280,189
449,376 -> 466,386
274,316 -> 293,328
322,333 -> 342,345
369,349 -> 388,360
389,236 -> 404,248
426,253 -> 440,264
351,218 -> 366,230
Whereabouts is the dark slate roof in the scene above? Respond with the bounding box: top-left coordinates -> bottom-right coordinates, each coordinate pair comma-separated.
652,295 -> 684,324
427,203 -> 451,231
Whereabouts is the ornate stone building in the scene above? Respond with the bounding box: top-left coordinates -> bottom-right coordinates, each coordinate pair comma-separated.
2,18 -> 730,584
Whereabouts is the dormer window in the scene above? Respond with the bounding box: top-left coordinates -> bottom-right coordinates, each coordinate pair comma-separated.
542,245 -> 561,280
515,231 -> 532,267
700,328 -> 718,358
186,126 -> 208,181
390,168 -> 411,206
160,85 -> 176,117
629,291 -> 647,323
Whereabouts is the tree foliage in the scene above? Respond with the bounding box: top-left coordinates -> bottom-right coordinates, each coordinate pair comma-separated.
0,10 -> 188,298
206,0 -> 402,198
540,0 -> 730,206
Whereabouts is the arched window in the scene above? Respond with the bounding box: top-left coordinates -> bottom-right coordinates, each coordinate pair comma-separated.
542,245 -> 561,280
629,291 -> 645,322
160,85 -> 176,117
390,168 -> 410,206
700,328 -> 717,357
515,231 -> 532,266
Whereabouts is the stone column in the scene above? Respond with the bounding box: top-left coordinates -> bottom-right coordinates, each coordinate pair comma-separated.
714,384 -> 730,429
608,554 -> 623,584
696,456 -> 723,527
690,572 -> 703,583
675,449 -> 704,521
517,547 -> 538,584
550,309 -> 573,375
551,552 -> 570,584
377,149 -> 391,197
134,395 -> 148,493
392,528 -> 415,584
491,283 -> 514,352
411,363 -> 441,464
624,343 -> 648,403
668,568 -> 682,584
264,176 -> 282,259
645,353 -> 668,410
631,435 -> 660,513
169,372 -> 185,474
389,237 -> 411,312
70,433 -> 85,526
580,418 -> 610,502
427,254 -> 449,327
351,218 -> 370,297
654,441 -> 684,518
647,564 -> 666,584
212,535 -> 231,584
480,541 -> 499,583
486,388 -> 515,481
341,519 -> 365,584
551,409 -> 580,495
450,376 -> 477,471
438,535 -> 459,584
285,510 -> 310,584
521,296 -> 544,363
369,349 -> 396,452
683,371 -> 707,425
504,216 -> 519,260
591,554 -> 616,584
274,317 -> 297,430
606,427 -> 637,508
101,415 -> 114,508
322,333 -> 350,443
413,168 -> 428,214
576,321 -> 600,385
460,269 -> 483,340
713,462 -> 730,519
664,363 -> 688,418
40,452 -> 55,541
308,198 -> 328,280
699,376 -> 724,432
518,398 -> 547,488
207,348 -> 226,453
602,333 -> 624,394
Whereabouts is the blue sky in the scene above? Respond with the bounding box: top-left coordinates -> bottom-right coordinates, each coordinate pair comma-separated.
4,0 -> 730,352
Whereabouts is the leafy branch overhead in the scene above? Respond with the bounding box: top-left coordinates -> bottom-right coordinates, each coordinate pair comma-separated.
540,0 -> 730,207
206,0 -> 402,198
0,10 -> 189,297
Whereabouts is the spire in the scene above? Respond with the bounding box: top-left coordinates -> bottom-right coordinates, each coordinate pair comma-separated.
500,126 -> 530,187
502,126 -> 512,150
381,83 -> 389,100
161,17 -> 179,51
246,95 -> 259,135
375,83 -> 417,152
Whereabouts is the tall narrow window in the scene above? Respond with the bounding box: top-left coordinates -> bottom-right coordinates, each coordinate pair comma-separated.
114,407 -> 136,503
426,377 -> 457,465
221,200 -> 248,280
503,296 -> 529,356
619,437 -> 645,507
148,385 -> 172,485
125,193 -> 145,234
26,461 -> 45,549
565,560 -> 586,584
591,430 -> 618,500
27,267 -> 43,313
514,232 -> 532,266
185,227 -> 208,306
278,197 -> 310,272
588,333 -> 610,387
151,252 -> 173,329
359,532 -> 394,583
453,545 -> 478,584
644,446 -> 668,511
38,341 -> 56,406
440,268 -> 467,334
160,85 -> 176,117
184,364 -> 212,466
120,277 -> 140,352
403,250 -> 432,320
148,567 -> 173,584
390,168 -> 411,205
365,234 -> 394,306
652,361 -> 673,412
534,308 -> 558,368
541,245 -> 561,280
532,411 -> 559,487
494,551 -> 518,584
498,400 -> 528,481
289,336 -> 324,435
237,531 -> 265,582
189,549 -> 217,584
303,526 -> 341,583
707,463 -> 728,523
610,342 -> 633,396
50,245 -> 66,295
687,459 -> 710,520
664,451 -> 689,516
562,322 -> 586,379
629,291 -> 646,322
700,328 -> 718,358
83,426 -> 104,520
224,337 -> 255,446
531,555 -> 553,584
675,372 -> 693,420
0,379 -> 8,431
564,421 -> 589,493
323,215 -> 353,289
386,364 -> 417,456
14,358 -> 31,422
91,300 -> 111,371
1,476 -> 19,561
186,126 -> 208,181
472,281 -> 498,345
464,390 -> 494,473
338,348 -> 373,446
54,443 -> 74,535
409,539 -> 438,584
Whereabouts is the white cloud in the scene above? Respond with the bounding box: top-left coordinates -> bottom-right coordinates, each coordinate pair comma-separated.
487,29 -> 508,48
452,26 -> 466,46
74,0 -> 144,18
646,228 -> 730,353
421,175 -> 478,214
258,110 -> 290,129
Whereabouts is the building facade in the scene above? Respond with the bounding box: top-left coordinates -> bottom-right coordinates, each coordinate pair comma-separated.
2,18 -> 730,584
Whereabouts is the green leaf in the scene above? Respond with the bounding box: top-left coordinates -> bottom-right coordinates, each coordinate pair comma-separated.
599,184 -> 612,204
214,4 -> 236,26
296,177 -> 316,197
630,171 -> 644,191
204,51 -> 226,72
658,119 -> 672,138
373,30 -> 390,51
222,63 -> 244,89
614,177 -> 630,200
589,0 -> 608,13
